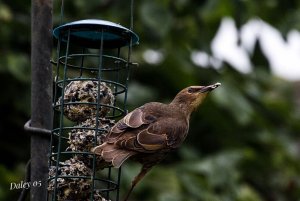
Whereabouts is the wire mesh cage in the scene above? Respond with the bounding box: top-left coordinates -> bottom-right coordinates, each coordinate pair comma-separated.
48,17 -> 138,201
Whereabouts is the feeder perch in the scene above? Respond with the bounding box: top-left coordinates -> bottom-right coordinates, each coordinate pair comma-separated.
48,18 -> 139,201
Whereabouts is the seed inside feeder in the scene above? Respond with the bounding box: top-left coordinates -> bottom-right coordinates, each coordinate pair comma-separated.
57,81 -> 115,122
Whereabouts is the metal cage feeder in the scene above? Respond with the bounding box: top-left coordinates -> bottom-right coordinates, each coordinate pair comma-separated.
48,19 -> 139,201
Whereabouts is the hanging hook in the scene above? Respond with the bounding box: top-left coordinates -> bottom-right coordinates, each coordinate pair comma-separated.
130,0 -> 134,31
60,0 -> 65,25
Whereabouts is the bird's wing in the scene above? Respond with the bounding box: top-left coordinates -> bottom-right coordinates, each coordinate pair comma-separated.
114,117 -> 188,153
93,105 -> 161,167
101,104 -> 170,152
93,104 -> 187,167
105,106 -> 157,142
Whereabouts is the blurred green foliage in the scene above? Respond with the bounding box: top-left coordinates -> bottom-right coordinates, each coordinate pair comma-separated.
1,0 -> 300,200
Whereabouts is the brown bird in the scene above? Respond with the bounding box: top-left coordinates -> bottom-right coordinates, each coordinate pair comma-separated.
92,83 -> 221,200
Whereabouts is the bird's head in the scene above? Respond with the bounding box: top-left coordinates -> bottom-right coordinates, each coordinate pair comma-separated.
171,83 -> 221,116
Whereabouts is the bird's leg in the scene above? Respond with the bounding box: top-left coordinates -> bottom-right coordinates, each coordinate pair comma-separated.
123,166 -> 151,201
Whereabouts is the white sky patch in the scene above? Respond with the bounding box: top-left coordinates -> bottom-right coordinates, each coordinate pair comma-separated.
209,57 -> 223,70
191,51 -> 223,69
191,51 -> 210,67
211,17 -> 252,74
143,49 -> 164,65
194,17 -> 300,81
240,18 -> 263,54
259,23 -> 300,81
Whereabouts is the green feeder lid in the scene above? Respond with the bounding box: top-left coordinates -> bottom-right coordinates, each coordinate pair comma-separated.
53,19 -> 139,49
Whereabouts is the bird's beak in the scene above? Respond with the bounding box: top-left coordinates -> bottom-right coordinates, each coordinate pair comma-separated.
199,82 -> 221,93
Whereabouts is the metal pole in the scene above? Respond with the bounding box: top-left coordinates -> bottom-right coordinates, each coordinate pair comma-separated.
30,0 -> 53,200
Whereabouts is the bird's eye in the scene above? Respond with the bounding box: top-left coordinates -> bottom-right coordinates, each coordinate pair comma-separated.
188,87 -> 198,93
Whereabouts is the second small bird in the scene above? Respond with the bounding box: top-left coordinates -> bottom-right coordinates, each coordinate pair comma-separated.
92,83 -> 221,201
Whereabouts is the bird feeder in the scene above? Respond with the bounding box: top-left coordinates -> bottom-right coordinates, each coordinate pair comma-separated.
48,16 -> 138,201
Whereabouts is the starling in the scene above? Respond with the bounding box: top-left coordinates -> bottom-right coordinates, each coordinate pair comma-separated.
57,81 -> 115,122
92,83 -> 221,200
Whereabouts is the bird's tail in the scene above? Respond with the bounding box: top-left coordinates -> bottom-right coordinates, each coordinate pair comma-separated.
92,143 -> 135,168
